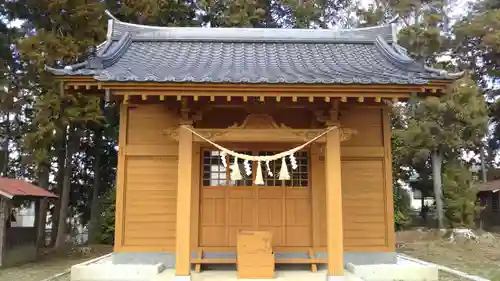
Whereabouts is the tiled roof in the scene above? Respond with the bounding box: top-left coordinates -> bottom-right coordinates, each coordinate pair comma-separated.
45,11 -> 462,85
0,177 -> 57,199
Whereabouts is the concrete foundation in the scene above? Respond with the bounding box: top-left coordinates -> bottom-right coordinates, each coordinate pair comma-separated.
346,257 -> 439,281
111,251 -> 397,268
72,252 -> 438,281
151,268 -> 365,281
71,254 -> 165,281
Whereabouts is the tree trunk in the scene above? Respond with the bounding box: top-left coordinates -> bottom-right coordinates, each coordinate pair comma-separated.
0,198 -> 8,266
480,146 -> 487,182
36,163 -> 50,249
420,195 -> 426,222
0,112 -> 10,177
50,134 -> 66,247
55,128 -> 79,248
88,127 -> 102,244
432,149 -> 445,229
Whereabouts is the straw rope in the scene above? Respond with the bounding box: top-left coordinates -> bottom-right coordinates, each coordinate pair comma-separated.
182,125 -> 337,161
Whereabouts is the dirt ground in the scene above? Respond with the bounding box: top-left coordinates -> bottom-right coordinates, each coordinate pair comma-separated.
397,229 -> 500,281
0,244 -> 112,281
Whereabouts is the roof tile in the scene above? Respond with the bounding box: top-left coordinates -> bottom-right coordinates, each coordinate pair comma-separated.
45,15 -> 461,84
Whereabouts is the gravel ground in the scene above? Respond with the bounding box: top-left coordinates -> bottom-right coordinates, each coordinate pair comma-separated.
0,245 -> 111,281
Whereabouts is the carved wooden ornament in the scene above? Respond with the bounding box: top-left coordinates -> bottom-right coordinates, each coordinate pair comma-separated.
160,114 -> 356,143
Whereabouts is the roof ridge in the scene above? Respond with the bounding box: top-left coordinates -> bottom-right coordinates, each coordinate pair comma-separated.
104,9 -> 393,33
104,9 -> 395,43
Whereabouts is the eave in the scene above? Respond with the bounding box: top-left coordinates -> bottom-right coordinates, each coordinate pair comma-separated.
56,76 -> 451,106
57,75 -> 451,91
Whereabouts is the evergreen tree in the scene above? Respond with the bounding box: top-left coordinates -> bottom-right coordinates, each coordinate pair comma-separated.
14,0 -> 107,247
394,76 -> 488,228
443,161 -> 480,228
357,0 -> 488,229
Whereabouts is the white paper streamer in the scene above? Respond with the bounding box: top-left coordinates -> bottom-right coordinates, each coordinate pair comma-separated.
220,151 -> 227,168
289,153 -> 298,170
265,160 -> 273,177
244,159 -> 252,176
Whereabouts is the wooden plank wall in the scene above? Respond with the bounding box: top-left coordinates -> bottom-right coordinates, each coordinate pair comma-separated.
114,103 -> 394,253
313,106 -> 395,252
115,104 -> 180,252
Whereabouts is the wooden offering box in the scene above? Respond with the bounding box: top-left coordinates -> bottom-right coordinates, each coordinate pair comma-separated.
237,230 -> 275,279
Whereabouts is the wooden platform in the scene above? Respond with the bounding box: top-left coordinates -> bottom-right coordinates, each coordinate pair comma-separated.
191,248 -> 326,273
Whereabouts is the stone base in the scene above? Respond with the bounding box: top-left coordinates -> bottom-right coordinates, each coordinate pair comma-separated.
110,251 -> 397,268
71,254 -> 165,281
346,260 -> 438,281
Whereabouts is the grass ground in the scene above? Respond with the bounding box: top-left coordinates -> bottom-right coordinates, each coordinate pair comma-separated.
397,229 -> 500,281
0,244 -> 112,281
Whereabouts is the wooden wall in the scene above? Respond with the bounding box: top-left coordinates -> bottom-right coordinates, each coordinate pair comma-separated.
313,106 -> 394,252
115,103 -> 180,252
114,103 -> 394,253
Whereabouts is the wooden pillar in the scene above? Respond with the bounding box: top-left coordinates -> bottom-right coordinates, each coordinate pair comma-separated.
175,125 -> 194,277
325,128 -> 344,279
114,103 -> 128,251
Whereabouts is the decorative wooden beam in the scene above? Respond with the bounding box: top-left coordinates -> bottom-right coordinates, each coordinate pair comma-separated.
105,89 -> 111,102
180,97 -> 191,123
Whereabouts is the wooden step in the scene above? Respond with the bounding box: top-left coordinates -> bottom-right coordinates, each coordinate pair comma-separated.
190,257 -> 326,264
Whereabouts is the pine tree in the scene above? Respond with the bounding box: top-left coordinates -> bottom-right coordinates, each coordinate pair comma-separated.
395,75 -> 488,228
443,162 -> 481,228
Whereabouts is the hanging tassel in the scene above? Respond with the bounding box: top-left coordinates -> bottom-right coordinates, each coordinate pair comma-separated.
255,161 -> 265,185
244,159 -> 252,176
230,157 -> 243,181
220,151 -> 227,168
265,160 -> 273,177
278,157 -> 290,180
289,153 -> 298,170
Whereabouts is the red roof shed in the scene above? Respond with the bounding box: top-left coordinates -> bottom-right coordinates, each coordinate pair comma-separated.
0,178 -> 57,199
